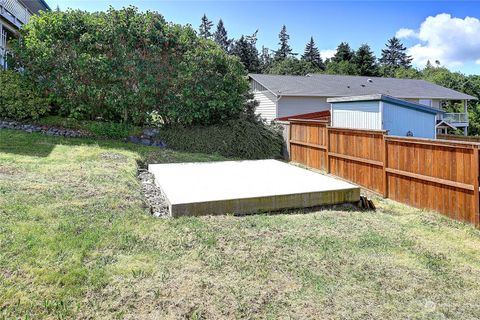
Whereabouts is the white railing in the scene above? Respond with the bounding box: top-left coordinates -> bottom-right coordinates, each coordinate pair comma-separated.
0,0 -> 31,25
0,28 -> 6,49
442,113 -> 468,124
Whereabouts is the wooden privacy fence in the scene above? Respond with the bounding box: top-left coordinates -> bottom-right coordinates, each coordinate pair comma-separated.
289,119 -> 480,226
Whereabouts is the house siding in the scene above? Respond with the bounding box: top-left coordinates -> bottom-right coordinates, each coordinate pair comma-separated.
331,101 -> 381,130
404,98 -> 441,109
253,91 -> 277,122
382,101 -> 436,139
277,96 -> 330,118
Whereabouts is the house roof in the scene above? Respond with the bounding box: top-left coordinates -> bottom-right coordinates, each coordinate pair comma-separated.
249,73 -> 476,100
21,0 -> 51,14
327,94 -> 443,115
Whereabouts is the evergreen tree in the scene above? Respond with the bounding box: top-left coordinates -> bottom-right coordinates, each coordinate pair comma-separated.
268,57 -> 321,76
379,37 -> 413,69
213,19 -> 231,52
260,46 -> 273,73
301,37 -> 324,70
231,31 -> 261,73
332,42 -> 354,62
55,5 -> 61,12
352,44 -> 378,76
199,14 -> 213,39
274,25 -> 293,60
325,60 -> 358,76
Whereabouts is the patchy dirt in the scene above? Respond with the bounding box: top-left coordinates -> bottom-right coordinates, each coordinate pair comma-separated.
101,152 -> 128,161
138,169 -> 170,218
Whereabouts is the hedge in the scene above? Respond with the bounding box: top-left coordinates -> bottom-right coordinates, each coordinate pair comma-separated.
0,70 -> 50,120
157,119 -> 283,159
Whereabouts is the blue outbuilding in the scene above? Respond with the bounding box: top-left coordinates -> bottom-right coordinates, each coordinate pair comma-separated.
327,94 -> 442,139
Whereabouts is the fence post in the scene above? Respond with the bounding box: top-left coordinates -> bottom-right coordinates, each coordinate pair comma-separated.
383,135 -> 388,198
326,126 -> 330,173
473,146 -> 479,227
286,122 -> 291,161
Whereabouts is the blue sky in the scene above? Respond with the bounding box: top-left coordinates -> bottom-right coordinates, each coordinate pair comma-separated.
53,1 -> 480,74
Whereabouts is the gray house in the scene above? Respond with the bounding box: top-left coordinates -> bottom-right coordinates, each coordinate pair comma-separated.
1,0 -> 50,69
249,73 -> 476,135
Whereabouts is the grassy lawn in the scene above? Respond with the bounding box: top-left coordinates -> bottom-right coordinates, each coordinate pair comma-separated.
1,129 -> 480,319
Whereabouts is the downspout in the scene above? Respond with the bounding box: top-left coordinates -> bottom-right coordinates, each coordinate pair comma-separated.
464,100 -> 468,136
276,94 -> 282,120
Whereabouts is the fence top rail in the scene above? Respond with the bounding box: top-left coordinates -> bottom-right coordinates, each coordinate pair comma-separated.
289,119 -> 329,124
385,135 -> 479,149
327,126 -> 387,134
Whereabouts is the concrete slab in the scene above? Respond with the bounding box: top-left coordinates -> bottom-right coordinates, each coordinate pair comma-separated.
148,160 -> 360,217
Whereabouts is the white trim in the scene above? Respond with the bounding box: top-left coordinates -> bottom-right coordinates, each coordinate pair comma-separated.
249,77 -> 279,98
379,100 -> 384,130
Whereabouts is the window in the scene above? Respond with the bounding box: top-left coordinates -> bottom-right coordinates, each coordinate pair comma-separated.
419,99 -> 432,107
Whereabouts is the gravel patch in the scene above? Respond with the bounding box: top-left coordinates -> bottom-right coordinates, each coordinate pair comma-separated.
138,169 -> 170,218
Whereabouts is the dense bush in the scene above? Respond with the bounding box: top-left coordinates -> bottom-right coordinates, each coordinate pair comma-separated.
0,70 -> 50,120
157,119 -> 283,159
13,6 -> 249,126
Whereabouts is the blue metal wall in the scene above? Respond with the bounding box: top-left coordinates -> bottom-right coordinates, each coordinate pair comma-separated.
382,101 -> 436,139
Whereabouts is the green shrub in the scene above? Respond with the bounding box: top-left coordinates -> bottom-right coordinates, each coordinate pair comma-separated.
36,116 -> 141,139
0,70 -> 49,120
13,7 -> 249,126
157,119 -> 283,159
83,121 -> 132,139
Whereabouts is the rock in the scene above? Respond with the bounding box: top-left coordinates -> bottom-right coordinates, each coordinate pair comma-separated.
140,138 -> 152,146
152,140 -> 166,148
138,169 -> 170,218
128,136 -> 141,144
142,127 -> 160,137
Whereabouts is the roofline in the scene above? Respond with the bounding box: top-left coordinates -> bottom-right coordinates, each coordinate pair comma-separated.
436,120 -> 457,130
327,94 -> 443,115
248,74 -> 279,97
247,73 -> 477,101
40,0 -> 51,11
270,93 -> 476,100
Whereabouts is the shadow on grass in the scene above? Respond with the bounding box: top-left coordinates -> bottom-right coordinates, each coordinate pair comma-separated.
0,129 -> 228,165
0,130 -> 56,157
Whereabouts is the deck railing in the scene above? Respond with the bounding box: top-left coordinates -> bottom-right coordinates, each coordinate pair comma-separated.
443,112 -> 469,124
0,0 -> 31,25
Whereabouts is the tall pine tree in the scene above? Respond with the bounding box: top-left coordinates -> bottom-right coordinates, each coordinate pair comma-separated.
231,31 -> 261,73
213,19 -> 231,52
260,46 -> 273,73
352,44 -> 378,76
332,42 -> 354,62
301,37 -> 324,70
274,25 -> 293,60
379,37 -> 413,68
199,14 -> 213,39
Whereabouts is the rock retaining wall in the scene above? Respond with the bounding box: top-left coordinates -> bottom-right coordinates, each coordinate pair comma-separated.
0,119 -> 89,138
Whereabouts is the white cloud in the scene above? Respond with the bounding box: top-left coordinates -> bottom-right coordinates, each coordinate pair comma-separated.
395,28 -> 417,39
396,13 -> 480,67
320,49 -> 336,59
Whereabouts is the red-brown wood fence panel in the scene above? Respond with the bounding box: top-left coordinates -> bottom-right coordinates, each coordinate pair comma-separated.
288,120 -> 480,227
385,137 -> 479,225
328,127 -> 386,194
289,120 -> 328,171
